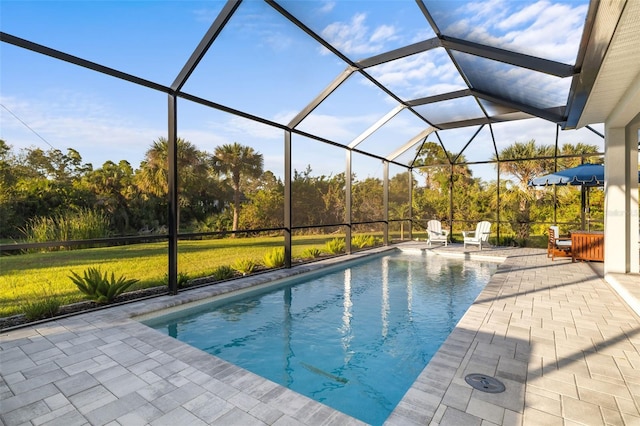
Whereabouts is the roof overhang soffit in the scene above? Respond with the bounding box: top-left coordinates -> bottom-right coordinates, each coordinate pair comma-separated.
566,0 -> 630,129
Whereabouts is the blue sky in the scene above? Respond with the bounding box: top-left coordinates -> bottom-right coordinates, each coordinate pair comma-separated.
0,0 -> 603,182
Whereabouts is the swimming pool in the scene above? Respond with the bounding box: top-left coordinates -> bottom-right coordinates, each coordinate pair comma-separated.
142,251 -> 497,425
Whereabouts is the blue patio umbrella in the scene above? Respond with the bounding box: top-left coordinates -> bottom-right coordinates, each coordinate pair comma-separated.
529,163 -> 640,229
529,163 -> 640,187
529,163 -> 605,187
529,163 -> 603,230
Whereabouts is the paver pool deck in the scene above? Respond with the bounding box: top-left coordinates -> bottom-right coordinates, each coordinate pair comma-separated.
1,243 -> 639,425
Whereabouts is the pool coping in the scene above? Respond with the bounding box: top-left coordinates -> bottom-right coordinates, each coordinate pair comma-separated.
131,245 -> 500,425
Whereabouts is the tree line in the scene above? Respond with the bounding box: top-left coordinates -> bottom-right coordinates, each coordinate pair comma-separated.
412,139 -> 602,242
0,138 -> 258,239
0,136 -> 601,244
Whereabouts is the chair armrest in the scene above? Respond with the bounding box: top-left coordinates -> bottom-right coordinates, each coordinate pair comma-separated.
462,230 -> 474,238
442,230 -> 450,237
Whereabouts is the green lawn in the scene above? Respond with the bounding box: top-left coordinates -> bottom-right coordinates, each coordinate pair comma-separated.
0,234 -> 340,318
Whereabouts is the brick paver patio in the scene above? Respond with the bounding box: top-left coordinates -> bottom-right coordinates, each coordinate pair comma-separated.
1,243 -> 639,425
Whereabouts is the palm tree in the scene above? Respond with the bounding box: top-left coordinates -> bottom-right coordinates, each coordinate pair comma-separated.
558,143 -> 600,168
136,137 -> 216,228
136,138 -> 170,197
213,142 -> 264,233
495,140 -> 555,189
84,160 -> 136,232
136,137 -> 206,197
494,140 -> 554,241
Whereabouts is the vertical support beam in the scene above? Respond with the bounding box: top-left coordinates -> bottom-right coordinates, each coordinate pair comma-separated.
581,186 -> 587,230
383,160 -> 389,245
284,130 -> 292,268
490,124 -> 500,244
580,156 -> 587,230
448,165 -> 454,238
167,94 -> 178,295
626,119 -> 639,274
553,125 -> 559,225
604,123 -> 639,274
496,164 -> 501,245
408,168 -> 413,240
603,70 -> 640,274
345,149 -> 352,254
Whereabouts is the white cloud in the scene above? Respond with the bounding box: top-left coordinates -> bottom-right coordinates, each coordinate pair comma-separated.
320,13 -> 398,56
462,0 -> 510,28
297,112 -> 383,143
497,1 -> 547,30
198,115 -> 283,146
441,0 -> 587,63
367,49 -> 465,99
298,114 -> 357,142
370,25 -> 396,44
272,110 -> 298,125
318,1 -> 336,14
491,117 -> 558,151
371,54 -> 436,87
411,28 -> 437,44
178,129 -> 229,150
502,3 -> 588,63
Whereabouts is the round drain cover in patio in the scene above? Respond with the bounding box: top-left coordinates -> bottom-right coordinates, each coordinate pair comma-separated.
464,374 -> 505,393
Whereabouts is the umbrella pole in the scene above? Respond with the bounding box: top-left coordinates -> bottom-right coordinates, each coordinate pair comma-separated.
581,186 -> 586,230
586,188 -> 591,231
553,185 -> 557,224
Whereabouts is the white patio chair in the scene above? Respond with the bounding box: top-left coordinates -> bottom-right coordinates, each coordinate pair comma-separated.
426,220 -> 449,246
463,221 -> 492,250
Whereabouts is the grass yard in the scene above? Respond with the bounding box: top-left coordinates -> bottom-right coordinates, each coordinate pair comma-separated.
0,234 -> 350,318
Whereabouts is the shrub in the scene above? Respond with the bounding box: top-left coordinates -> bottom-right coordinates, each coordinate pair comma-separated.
325,238 -> 345,254
69,267 -> 139,304
21,208 -> 110,250
211,265 -> 235,280
22,298 -> 62,321
232,258 -> 257,275
263,248 -> 285,268
177,272 -> 190,288
162,272 -> 190,288
301,247 -> 323,259
352,234 -> 377,249
20,282 -> 61,321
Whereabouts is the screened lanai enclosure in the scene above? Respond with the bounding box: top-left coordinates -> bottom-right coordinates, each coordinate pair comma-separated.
1,0 -> 638,302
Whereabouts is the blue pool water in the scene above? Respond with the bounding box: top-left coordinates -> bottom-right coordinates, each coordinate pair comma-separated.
142,251 -> 497,425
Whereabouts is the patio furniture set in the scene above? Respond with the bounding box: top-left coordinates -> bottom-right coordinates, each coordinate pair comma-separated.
426,219 -> 604,263
548,227 -> 604,262
425,220 -> 492,250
